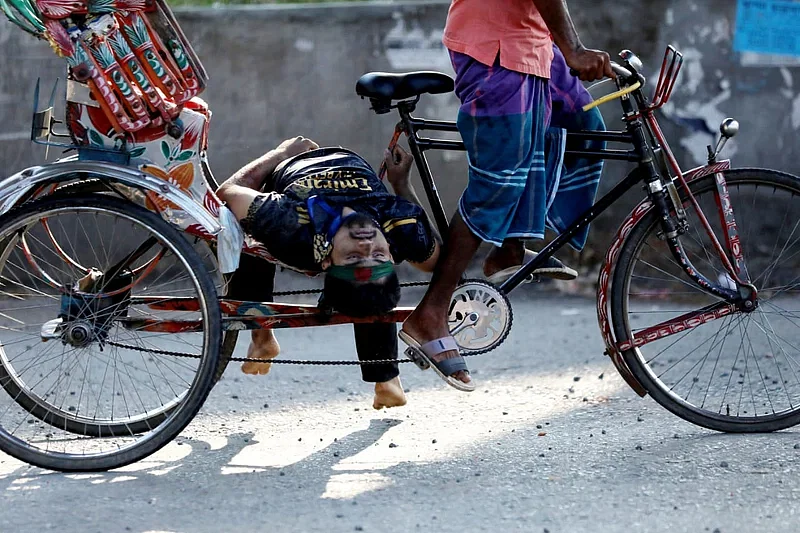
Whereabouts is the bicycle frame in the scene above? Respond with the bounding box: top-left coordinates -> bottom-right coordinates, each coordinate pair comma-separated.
395,95 -> 745,295
382,67 -> 752,396
395,103 -> 640,242
134,66 -> 747,339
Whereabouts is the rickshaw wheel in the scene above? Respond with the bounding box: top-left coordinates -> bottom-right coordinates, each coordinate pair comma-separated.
0,195 -> 220,471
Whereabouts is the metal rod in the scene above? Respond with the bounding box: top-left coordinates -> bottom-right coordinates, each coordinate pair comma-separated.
121,307 -> 416,332
410,140 -> 640,160
400,105 -> 451,235
564,149 -> 640,162
223,309 -> 415,330
568,130 -> 634,143
407,124 -> 636,145
646,113 -> 741,283
408,117 -> 459,132
416,138 -> 466,151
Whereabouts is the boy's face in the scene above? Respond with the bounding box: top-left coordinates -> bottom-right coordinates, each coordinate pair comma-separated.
323,212 -> 394,268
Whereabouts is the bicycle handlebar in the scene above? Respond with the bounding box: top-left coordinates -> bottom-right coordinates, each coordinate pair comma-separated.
570,61 -> 640,112
611,62 -> 633,79
569,62 -> 633,81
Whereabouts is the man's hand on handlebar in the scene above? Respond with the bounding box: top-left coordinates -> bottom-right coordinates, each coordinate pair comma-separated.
564,45 -> 615,82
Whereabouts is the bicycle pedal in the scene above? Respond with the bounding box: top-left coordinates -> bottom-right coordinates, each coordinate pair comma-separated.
404,347 -> 431,371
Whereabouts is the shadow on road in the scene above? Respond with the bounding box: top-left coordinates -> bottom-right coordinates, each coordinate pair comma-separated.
0,418 -> 404,508
1,387 -> 798,533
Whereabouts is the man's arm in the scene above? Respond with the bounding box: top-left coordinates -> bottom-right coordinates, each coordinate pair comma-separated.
384,146 -> 441,273
217,136 -> 319,220
533,0 -> 614,82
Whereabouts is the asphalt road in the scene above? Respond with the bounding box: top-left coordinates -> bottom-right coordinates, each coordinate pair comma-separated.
1,295 -> 799,533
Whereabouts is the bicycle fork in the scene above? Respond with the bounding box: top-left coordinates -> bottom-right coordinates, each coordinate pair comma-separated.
656,169 -> 755,301
614,175 -> 756,353
615,116 -> 757,353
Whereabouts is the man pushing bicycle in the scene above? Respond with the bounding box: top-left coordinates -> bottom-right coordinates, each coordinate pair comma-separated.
401,0 -> 614,391
218,138 -> 437,409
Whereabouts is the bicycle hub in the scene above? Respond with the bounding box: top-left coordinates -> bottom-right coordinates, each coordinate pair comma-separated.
64,321 -> 94,347
57,270 -> 133,344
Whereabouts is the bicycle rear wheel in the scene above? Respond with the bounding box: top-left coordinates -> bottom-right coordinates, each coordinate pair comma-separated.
611,169 -> 800,432
0,195 -> 220,470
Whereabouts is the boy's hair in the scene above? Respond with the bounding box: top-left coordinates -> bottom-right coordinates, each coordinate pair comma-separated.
319,269 -> 401,317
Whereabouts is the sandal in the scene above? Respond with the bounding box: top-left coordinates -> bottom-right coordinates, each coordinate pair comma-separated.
398,330 -> 475,392
485,249 -> 578,285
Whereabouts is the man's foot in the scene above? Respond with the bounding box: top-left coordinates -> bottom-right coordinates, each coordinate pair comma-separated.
400,312 -> 474,391
241,329 -> 280,375
373,376 -> 407,410
484,248 -> 578,284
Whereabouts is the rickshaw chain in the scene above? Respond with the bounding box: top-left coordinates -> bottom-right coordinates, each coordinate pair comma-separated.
270,280 -> 430,297
105,339 -> 497,365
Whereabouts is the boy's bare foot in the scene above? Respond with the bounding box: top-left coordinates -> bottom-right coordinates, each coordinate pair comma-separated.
373,376 -> 407,410
241,329 -> 280,375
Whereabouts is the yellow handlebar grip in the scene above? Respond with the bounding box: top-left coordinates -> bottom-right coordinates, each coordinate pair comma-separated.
582,81 -> 642,112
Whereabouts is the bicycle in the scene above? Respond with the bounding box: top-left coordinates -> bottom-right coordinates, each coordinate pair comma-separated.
355,47 -> 800,435
2,0 -> 800,473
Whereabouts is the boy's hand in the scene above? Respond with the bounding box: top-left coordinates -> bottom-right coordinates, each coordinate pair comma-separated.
276,136 -> 319,158
384,145 -> 414,190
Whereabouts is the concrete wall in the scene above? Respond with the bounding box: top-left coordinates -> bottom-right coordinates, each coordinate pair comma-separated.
1,0 -> 799,254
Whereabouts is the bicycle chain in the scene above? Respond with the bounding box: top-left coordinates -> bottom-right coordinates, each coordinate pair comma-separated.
271,280 -> 430,297
105,340 -> 414,365
105,281 -> 507,365
105,338 -> 495,365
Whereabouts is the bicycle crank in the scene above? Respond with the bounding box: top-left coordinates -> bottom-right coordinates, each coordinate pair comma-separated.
448,279 -> 513,354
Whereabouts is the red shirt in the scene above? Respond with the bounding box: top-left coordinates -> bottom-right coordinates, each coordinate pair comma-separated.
443,0 -> 554,79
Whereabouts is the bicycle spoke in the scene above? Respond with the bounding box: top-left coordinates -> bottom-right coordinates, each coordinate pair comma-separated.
751,310 -> 798,407
700,312 -> 738,410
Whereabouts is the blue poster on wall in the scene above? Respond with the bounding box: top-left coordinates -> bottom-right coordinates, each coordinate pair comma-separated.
734,0 -> 800,57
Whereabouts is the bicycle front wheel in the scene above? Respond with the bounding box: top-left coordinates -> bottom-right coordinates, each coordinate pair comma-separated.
0,195 -> 220,471
611,169 -> 800,432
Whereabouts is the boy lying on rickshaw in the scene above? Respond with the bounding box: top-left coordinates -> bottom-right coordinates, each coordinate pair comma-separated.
216,136 -> 573,407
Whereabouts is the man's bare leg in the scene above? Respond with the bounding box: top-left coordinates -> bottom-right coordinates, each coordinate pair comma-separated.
241,329 -> 280,375
373,376 -> 407,410
402,213 -> 482,385
483,239 -> 526,278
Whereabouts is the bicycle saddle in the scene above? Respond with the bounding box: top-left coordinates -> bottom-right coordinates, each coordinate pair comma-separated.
356,71 -> 454,101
